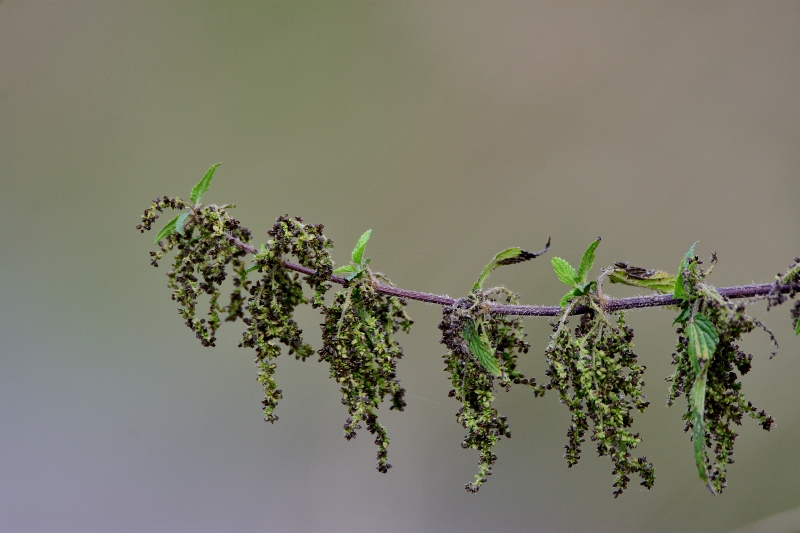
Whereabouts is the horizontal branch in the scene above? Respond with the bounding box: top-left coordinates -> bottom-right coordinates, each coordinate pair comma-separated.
226,234 -> 796,317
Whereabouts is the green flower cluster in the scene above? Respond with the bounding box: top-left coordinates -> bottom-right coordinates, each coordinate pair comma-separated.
544,311 -> 654,497
440,289 -> 544,493
137,193 -> 252,348
319,278 -> 412,473
241,215 -> 334,423
668,248 -> 776,494
137,165 -> 798,496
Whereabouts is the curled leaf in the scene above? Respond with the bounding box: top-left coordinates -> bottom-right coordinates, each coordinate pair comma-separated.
609,262 -> 676,294
472,237 -> 550,291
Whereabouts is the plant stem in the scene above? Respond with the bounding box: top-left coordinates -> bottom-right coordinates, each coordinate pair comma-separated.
225,234 -> 797,317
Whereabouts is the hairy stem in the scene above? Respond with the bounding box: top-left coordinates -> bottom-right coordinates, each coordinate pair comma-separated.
225,234 -> 797,317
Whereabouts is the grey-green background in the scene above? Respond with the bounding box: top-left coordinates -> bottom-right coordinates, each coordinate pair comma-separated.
2,1 -> 800,532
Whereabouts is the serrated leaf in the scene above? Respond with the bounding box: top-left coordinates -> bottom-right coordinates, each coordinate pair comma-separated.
552,257 -> 578,287
686,313 -> 718,372
153,214 -> 183,244
190,163 -> 222,204
689,367 -> 714,494
472,237 -> 550,291
333,264 -> 358,275
573,281 -> 596,297
560,288 -> 580,307
462,321 -> 501,376
674,242 -> 699,301
609,263 -> 676,294
576,237 -> 601,283
672,306 -> 691,326
351,229 -> 372,265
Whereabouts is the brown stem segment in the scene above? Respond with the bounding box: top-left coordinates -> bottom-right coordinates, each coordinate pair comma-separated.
225,234 -> 797,317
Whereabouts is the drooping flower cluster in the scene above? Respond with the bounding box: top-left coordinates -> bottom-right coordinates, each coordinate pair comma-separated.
138,196 -> 252,347
668,254 -> 776,494
439,290 -> 544,493
319,277 -> 412,473
241,216 -> 334,422
544,311 -> 654,497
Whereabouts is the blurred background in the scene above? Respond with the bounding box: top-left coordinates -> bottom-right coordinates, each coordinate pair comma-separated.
1,1 -> 799,532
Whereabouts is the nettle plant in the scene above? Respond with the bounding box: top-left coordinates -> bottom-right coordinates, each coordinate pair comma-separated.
137,165 -> 800,497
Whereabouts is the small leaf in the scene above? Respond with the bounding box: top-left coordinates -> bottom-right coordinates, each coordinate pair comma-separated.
472,237 -> 551,292
560,288 -> 580,307
153,214 -> 183,244
689,366 -> 714,494
552,257 -> 578,288
796,318 -> 800,336
672,307 -> 691,326
190,163 -> 222,204
175,213 -> 190,233
462,321 -> 501,376
576,237 -> 601,283
673,242 -> 699,301
351,229 -> 372,265
686,313 -> 718,371
333,264 -> 358,275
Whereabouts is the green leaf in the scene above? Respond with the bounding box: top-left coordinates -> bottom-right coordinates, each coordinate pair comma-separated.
472,238 -> 550,292
608,263 -> 676,294
796,318 -> 800,336
689,366 -> 714,494
351,229 -> 372,265
686,312 -> 716,493
560,288 -> 580,307
175,213 -> 190,233
333,264 -> 358,275
153,214 -> 183,244
462,321 -> 501,376
552,257 -> 578,288
576,237 -> 601,283
673,242 -> 699,301
672,306 -> 691,326
686,313 -> 718,372
190,163 -> 222,204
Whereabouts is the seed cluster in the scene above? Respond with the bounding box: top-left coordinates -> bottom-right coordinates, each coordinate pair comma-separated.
319,278 -> 412,473
439,290 -> 543,493
544,311 -> 654,497
138,197 -> 252,347
667,256 -> 775,493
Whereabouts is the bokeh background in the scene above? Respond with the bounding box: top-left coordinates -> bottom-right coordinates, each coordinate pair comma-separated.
2,1 -> 800,532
